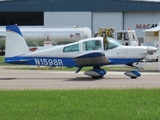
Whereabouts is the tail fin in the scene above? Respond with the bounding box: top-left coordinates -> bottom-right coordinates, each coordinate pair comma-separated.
5,25 -> 29,57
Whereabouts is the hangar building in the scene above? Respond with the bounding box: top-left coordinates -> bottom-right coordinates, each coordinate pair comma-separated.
0,0 -> 160,44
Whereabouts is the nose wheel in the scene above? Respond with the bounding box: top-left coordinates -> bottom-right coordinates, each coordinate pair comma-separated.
124,63 -> 141,79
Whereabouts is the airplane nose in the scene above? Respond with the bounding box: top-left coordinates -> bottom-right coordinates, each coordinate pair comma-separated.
147,46 -> 157,54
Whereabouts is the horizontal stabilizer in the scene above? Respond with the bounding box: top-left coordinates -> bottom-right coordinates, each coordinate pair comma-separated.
5,58 -> 31,64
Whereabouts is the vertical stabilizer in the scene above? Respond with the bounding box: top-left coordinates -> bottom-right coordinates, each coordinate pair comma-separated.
5,25 -> 29,57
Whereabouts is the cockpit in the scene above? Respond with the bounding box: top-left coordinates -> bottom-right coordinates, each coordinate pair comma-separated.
63,37 -> 122,53
83,40 -> 102,51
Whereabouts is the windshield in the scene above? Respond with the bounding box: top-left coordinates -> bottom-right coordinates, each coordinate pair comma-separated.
107,37 -> 122,49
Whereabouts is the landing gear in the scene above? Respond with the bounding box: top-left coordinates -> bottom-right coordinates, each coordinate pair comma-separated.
124,70 -> 140,79
84,67 -> 106,79
124,63 -> 141,79
76,66 -> 106,79
126,63 -> 140,71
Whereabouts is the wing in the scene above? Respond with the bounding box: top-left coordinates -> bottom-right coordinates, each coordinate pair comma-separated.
73,52 -> 110,66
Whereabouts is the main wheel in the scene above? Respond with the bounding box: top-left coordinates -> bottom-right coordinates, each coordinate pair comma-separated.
92,76 -> 103,79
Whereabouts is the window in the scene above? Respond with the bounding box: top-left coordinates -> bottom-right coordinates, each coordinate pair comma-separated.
83,40 -> 102,51
63,44 -> 79,52
107,37 -> 122,49
117,32 -> 129,41
132,34 -> 135,40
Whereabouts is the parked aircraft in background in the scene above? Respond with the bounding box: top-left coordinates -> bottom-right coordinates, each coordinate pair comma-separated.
4,25 -> 157,79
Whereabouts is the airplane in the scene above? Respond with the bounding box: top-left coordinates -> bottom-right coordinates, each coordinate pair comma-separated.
4,25 -> 157,79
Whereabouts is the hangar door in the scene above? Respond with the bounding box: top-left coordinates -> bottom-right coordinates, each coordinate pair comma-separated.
0,12 -> 43,26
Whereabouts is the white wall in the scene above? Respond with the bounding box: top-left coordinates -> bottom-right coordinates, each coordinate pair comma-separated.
92,12 -> 123,33
124,12 -> 160,40
44,12 -> 92,28
44,12 -> 123,35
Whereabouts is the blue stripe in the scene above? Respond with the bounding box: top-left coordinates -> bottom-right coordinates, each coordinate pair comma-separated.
5,56 -> 144,67
108,58 -> 144,64
75,52 -> 105,58
5,56 -> 77,67
6,25 -> 23,37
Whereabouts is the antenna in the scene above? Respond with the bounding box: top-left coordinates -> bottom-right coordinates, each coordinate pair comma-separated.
32,42 -> 39,47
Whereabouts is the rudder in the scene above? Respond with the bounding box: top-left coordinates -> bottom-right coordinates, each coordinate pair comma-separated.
5,25 -> 29,57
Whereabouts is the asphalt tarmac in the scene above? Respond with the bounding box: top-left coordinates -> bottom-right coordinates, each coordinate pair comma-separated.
0,66 -> 160,90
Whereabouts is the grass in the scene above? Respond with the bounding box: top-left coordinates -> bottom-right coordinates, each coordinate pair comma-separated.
0,56 -> 12,66
0,89 -> 160,120
3,66 -> 124,71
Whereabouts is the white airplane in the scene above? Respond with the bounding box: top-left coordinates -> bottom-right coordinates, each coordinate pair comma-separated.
4,25 -> 157,79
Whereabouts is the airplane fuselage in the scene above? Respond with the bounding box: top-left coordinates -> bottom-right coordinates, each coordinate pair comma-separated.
5,37 -> 148,67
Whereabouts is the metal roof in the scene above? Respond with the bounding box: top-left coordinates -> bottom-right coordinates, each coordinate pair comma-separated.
0,0 -> 160,12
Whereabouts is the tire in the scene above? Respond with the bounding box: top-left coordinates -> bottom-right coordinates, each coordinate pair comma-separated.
130,76 -> 137,79
92,76 -> 103,79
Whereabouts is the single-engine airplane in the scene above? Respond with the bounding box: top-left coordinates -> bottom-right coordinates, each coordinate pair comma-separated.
4,25 -> 157,79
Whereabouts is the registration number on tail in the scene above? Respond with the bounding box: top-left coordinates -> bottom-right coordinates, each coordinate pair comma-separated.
34,58 -> 63,66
